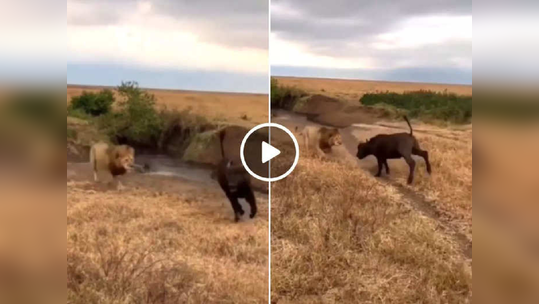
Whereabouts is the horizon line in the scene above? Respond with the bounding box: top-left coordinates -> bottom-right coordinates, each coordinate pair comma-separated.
271,74 -> 472,87
66,83 -> 268,96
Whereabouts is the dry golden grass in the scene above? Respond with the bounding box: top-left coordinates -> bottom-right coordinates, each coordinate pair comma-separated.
330,118 -> 474,247
410,131 -> 473,240
274,77 -> 472,103
271,156 -> 472,303
67,180 -> 268,303
67,85 -> 268,127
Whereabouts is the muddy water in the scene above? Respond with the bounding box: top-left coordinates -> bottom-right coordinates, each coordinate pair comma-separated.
67,154 -> 215,185
68,153 -> 269,205
135,154 -> 215,185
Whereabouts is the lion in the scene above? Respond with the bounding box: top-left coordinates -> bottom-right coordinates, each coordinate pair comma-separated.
89,142 -> 135,189
298,125 -> 342,157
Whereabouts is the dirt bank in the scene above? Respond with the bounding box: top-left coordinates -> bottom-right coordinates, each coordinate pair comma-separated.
67,117 -> 108,162
68,116 -> 255,165
68,116 -> 269,191
183,125 -> 268,191
289,94 -> 384,128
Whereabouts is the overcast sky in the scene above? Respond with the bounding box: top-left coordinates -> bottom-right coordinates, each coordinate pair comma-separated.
4,1 -> 539,88
271,0 -> 472,84
66,0 -> 268,93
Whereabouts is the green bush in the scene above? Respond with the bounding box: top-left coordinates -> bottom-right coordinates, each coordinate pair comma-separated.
360,90 -> 472,124
70,89 -> 115,116
98,82 -> 161,147
98,81 -> 212,151
271,78 -> 308,110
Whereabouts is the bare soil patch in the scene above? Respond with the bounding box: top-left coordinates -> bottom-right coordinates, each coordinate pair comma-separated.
291,94 -> 384,127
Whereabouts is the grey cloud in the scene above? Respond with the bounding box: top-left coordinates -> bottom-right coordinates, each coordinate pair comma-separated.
68,0 -> 268,49
328,39 -> 471,68
272,0 -> 470,42
151,0 -> 268,48
68,10 -> 121,26
67,0 -> 132,25
272,0 -> 471,82
273,0 -> 470,19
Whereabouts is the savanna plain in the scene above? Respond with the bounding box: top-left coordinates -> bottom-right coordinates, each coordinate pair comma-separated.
66,77 -> 474,303
67,84 -> 269,303
271,77 -> 473,303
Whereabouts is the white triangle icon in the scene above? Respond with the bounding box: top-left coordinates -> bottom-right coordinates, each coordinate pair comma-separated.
262,141 -> 281,164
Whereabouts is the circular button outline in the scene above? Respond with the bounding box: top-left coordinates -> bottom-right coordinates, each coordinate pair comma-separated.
240,123 -> 300,182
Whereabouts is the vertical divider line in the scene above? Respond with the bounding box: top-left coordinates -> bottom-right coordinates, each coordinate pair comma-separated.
267,0 -> 272,303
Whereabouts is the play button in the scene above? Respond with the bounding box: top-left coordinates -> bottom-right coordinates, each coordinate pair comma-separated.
240,123 -> 299,182
262,142 -> 280,164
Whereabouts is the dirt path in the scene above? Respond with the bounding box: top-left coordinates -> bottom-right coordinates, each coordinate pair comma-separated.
273,110 -> 472,259
67,159 -> 268,220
